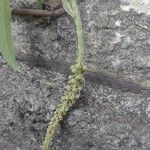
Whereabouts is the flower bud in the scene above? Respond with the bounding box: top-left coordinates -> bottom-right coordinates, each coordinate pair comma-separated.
76,94 -> 80,99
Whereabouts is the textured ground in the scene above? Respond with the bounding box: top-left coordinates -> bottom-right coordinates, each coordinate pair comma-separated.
0,0 -> 150,150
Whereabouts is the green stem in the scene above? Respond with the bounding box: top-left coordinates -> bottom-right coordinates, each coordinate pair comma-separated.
72,0 -> 85,64
42,1 -> 86,149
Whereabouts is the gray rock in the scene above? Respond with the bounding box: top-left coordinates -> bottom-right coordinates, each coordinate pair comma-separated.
0,0 -> 150,150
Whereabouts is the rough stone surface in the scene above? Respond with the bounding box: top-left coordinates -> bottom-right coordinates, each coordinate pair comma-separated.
0,0 -> 150,150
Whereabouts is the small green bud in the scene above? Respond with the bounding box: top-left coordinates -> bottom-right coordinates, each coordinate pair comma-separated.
82,65 -> 87,71
61,96 -> 66,101
79,77 -> 85,83
65,85 -> 71,91
70,65 -> 76,70
57,103 -> 62,109
75,63 -> 81,69
53,111 -> 59,116
71,68 -> 76,73
70,94 -> 75,100
58,114 -> 63,120
78,86 -> 83,91
50,117 -> 56,123
64,106 -> 69,112
75,74 -> 82,81
68,78 -> 76,85
76,94 -> 80,99
72,87 -> 78,93
68,75 -> 73,80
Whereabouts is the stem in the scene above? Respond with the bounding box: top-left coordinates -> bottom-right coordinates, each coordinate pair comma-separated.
42,1 -> 86,149
12,8 -> 65,17
72,0 -> 85,64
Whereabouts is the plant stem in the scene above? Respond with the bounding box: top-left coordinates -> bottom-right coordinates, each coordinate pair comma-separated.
72,0 -> 85,64
42,1 -> 86,149
12,8 -> 65,17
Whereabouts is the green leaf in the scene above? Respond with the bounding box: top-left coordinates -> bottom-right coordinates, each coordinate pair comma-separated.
0,0 -> 19,71
62,0 -> 75,17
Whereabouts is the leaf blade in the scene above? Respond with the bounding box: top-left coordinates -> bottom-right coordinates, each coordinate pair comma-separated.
0,0 -> 19,70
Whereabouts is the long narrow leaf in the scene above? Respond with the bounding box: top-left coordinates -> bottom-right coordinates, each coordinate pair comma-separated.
0,0 -> 19,70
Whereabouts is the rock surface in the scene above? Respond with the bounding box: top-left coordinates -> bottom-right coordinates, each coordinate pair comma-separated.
0,0 -> 150,150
